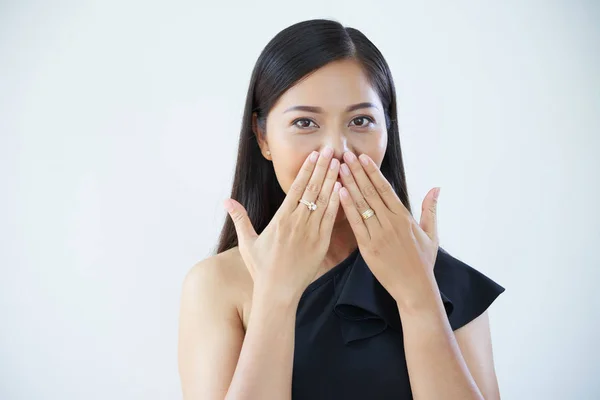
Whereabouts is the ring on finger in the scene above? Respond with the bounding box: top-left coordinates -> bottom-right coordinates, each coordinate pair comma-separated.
361,208 -> 376,220
299,199 -> 318,211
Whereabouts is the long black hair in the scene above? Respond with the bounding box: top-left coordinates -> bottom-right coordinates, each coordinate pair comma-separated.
216,19 -> 412,254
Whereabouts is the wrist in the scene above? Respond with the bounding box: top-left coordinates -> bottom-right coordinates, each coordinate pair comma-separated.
393,271 -> 443,315
253,281 -> 302,311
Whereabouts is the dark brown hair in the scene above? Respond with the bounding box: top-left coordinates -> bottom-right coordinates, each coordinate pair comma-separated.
216,19 -> 412,254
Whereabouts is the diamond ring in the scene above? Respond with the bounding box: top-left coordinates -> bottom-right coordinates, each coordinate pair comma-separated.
299,199 -> 317,211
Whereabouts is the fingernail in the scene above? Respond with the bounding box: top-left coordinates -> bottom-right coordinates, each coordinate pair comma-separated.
340,187 -> 349,198
334,181 -> 341,191
341,163 -> 351,176
310,151 -> 319,162
330,158 -> 339,170
322,146 -> 334,158
223,199 -> 234,212
359,154 -> 369,166
434,187 -> 441,200
344,152 -> 356,163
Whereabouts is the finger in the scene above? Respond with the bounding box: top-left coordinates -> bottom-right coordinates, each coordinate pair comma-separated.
339,162 -> 381,232
357,153 -> 406,215
280,150 -> 319,213
224,198 -> 258,245
309,157 -> 340,222
319,181 -> 342,236
339,187 -> 370,243
343,151 -> 387,215
419,187 -> 440,243
296,146 -> 334,214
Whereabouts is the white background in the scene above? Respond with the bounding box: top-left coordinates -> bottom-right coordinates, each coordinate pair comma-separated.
1,0 -> 599,398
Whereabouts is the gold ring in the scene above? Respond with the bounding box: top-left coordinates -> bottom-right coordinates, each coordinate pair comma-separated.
361,208 -> 375,220
299,199 -> 317,211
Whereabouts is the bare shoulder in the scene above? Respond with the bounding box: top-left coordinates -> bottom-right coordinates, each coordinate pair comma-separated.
178,247 -> 253,398
181,247 -> 253,322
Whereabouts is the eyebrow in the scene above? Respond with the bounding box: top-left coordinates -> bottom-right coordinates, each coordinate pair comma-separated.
283,102 -> 379,114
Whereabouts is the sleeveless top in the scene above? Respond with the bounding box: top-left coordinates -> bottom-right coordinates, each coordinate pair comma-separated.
291,246 -> 505,399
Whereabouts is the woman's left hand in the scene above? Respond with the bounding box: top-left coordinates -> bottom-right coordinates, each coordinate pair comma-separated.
338,152 -> 441,309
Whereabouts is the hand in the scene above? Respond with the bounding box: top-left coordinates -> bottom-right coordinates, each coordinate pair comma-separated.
338,151 -> 441,307
224,149 -> 342,302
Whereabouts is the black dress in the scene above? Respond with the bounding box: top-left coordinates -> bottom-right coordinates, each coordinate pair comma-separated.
292,246 -> 505,399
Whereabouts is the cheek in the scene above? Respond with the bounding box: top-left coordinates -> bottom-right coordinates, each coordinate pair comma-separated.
374,146 -> 387,167
272,152 -> 308,194
269,136 -> 317,194
375,131 -> 388,166
355,130 -> 387,166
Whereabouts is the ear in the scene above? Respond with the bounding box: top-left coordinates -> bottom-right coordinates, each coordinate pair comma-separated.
252,112 -> 271,160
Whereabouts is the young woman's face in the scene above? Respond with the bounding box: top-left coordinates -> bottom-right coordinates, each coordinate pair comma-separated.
258,59 -> 388,221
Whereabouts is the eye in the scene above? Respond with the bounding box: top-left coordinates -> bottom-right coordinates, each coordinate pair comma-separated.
350,116 -> 375,128
292,118 -> 319,130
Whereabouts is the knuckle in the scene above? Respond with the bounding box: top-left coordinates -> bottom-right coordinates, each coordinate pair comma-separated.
290,182 -> 304,194
316,193 -> 329,207
356,199 -> 369,210
306,182 -> 320,193
231,211 -> 246,223
362,184 -> 377,198
378,182 -> 392,195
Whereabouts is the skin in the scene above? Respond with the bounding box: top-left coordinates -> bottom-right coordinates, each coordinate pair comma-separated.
178,59 -> 501,399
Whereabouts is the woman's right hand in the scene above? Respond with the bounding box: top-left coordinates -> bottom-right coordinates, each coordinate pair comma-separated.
224,148 -> 341,302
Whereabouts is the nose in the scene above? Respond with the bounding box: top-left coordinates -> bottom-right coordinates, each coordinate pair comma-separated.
321,133 -> 350,162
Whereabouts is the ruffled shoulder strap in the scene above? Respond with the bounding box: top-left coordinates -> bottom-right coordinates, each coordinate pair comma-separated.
332,247 -> 505,344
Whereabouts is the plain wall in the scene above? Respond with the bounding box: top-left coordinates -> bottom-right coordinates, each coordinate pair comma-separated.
1,0 -> 599,398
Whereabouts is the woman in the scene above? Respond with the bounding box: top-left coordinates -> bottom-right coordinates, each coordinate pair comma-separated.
178,19 -> 505,400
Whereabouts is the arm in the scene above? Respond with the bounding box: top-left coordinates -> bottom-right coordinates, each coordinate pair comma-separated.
397,278 -> 500,400
454,310 -> 502,399
225,287 -> 299,400
178,260 -> 245,399
177,258 -> 300,400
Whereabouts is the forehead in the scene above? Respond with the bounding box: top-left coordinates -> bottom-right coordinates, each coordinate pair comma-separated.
270,59 -> 383,113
